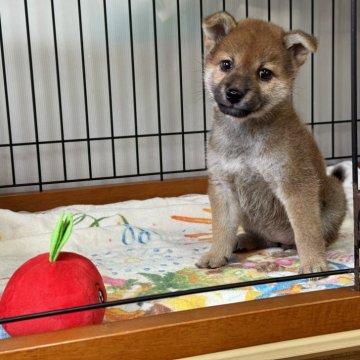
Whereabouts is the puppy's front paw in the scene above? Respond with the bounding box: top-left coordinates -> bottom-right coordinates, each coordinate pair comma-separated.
299,258 -> 328,275
196,251 -> 230,269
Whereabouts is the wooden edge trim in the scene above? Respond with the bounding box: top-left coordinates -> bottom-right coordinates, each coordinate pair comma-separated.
1,287 -> 360,360
0,177 -> 208,212
181,329 -> 360,360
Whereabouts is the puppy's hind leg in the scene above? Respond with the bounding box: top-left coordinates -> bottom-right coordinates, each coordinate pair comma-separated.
321,174 -> 346,246
196,180 -> 240,269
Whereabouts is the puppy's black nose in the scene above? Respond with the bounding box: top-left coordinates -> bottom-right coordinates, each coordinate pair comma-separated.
226,88 -> 245,104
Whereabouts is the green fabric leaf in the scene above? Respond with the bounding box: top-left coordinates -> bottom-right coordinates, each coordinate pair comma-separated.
49,212 -> 74,262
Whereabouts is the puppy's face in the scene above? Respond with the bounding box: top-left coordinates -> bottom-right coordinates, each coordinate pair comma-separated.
203,13 -> 317,119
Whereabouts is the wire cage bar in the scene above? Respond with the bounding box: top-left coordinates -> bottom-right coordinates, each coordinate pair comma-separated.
351,0 -> 359,291
0,0 -> 359,327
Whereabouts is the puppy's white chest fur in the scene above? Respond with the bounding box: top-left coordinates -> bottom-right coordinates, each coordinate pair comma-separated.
207,119 -> 286,186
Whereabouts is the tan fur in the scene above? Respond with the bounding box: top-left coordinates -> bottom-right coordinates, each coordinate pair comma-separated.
196,12 -> 346,274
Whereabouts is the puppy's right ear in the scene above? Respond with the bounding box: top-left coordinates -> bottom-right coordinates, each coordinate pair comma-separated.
202,12 -> 237,51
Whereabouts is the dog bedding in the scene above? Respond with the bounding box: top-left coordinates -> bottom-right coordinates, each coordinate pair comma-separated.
0,161 -> 355,339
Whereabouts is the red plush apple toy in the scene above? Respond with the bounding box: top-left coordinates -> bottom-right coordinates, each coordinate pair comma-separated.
0,212 -> 107,336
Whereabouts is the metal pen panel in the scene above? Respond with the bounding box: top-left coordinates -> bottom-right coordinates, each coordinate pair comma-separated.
0,0 -> 356,189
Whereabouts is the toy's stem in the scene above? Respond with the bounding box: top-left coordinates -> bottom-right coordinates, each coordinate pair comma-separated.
49,212 -> 74,262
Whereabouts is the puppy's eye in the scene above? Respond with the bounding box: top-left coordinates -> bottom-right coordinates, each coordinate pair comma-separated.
220,60 -> 233,72
258,68 -> 273,81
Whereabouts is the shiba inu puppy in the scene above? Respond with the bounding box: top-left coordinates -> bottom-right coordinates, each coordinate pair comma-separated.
196,12 -> 346,274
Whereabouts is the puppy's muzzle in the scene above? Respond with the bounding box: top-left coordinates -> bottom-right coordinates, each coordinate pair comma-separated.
216,86 -> 255,118
226,88 -> 246,104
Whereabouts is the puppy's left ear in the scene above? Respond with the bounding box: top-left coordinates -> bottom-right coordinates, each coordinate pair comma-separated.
203,12 -> 237,51
283,30 -> 317,66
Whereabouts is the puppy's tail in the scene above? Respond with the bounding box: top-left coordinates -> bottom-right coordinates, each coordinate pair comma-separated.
330,165 -> 346,183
